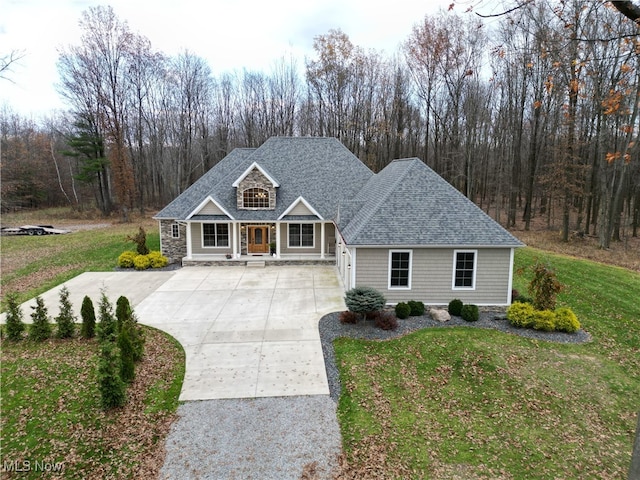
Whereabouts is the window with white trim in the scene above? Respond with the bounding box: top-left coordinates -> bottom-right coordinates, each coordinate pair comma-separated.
453,250 -> 476,289
389,250 -> 412,289
171,223 -> 180,239
288,223 -> 314,247
242,188 -> 270,208
202,223 -> 229,247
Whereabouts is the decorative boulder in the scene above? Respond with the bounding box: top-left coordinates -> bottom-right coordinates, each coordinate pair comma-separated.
430,308 -> 451,322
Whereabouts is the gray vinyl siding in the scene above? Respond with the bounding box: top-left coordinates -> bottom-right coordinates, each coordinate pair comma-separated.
190,223 -> 232,255
278,222 -> 335,255
355,248 -> 512,305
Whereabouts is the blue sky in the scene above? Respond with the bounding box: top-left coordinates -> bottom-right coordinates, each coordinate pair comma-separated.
1,0 -> 460,117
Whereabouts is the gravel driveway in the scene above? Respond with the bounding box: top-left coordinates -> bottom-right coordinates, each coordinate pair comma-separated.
160,396 -> 341,480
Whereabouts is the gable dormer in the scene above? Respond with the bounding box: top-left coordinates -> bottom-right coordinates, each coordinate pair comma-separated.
232,162 -> 279,210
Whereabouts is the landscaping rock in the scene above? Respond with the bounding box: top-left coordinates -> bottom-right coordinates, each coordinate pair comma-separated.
430,308 -> 451,322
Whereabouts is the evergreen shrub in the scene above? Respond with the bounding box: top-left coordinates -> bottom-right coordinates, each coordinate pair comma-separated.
533,310 -> 556,331
4,293 -> 25,341
98,341 -> 126,409
461,304 -> 479,322
507,301 -> 536,328
30,296 -> 52,342
395,302 -> 411,319
80,295 -> 96,339
448,299 -> 463,316
408,300 -> 425,316
554,307 -> 580,333
344,286 -> 386,320
55,286 -> 76,338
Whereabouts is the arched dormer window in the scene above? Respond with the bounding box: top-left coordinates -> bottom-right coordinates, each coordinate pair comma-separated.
243,188 -> 270,209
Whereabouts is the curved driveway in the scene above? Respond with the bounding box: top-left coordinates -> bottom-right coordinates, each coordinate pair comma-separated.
13,266 -> 346,402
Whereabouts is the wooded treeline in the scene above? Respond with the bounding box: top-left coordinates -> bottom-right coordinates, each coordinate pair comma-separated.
1,2 -> 639,248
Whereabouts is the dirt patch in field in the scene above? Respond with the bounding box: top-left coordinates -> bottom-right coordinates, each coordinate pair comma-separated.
2,264 -> 83,297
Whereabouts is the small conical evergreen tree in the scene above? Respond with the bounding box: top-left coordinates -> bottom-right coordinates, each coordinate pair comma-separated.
80,295 -> 96,339
55,286 -> 76,338
117,322 -> 136,383
97,291 -> 116,342
98,340 -> 126,409
4,293 -> 25,341
30,296 -> 52,342
115,296 -> 131,332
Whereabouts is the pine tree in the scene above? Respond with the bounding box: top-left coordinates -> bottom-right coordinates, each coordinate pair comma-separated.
30,296 -> 52,342
4,293 -> 25,341
80,295 -> 96,339
55,286 -> 76,338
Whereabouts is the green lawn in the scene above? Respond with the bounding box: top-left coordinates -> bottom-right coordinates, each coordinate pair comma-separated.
1,327 -> 184,479
335,248 -> 640,479
1,223 -> 159,304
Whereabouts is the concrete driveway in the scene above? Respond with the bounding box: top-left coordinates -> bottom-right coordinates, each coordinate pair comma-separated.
9,266 -> 346,402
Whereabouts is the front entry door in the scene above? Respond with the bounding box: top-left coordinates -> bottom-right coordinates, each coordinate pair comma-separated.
248,226 -> 269,254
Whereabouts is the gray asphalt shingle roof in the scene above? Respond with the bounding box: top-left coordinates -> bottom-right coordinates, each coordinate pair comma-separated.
338,158 -> 523,247
155,138 -> 523,248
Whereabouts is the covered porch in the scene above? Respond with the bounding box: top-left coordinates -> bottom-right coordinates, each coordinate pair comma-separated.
183,220 -> 336,266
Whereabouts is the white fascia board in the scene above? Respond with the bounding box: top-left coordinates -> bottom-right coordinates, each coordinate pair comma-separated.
186,196 -> 235,220
277,196 -> 324,220
231,162 -> 280,188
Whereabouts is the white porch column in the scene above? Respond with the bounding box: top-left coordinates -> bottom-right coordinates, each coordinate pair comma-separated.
275,222 -> 281,258
186,221 -> 192,259
232,222 -> 238,257
320,222 -> 326,259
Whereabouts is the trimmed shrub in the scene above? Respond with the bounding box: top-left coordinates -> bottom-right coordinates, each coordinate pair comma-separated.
98,341 -> 126,409
408,300 -> 425,316
30,296 -> 52,342
97,292 -> 117,342
373,311 -> 398,331
55,286 -> 76,339
448,299 -> 463,316
148,251 -> 169,269
395,302 -> 411,319
533,310 -> 556,332
339,311 -> 359,324
80,295 -> 96,339
555,307 -> 580,333
4,293 -> 25,341
507,301 -> 536,328
133,254 -> 151,271
344,287 -> 386,321
118,251 -> 137,268
461,304 -> 479,322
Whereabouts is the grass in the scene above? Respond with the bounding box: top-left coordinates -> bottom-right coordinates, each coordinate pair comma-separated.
1,213 -> 158,304
1,327 -> 185,479
335,248 -> 640,479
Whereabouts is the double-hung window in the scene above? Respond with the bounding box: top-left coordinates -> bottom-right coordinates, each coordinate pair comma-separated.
389,250 -> 412,289
202,223 -> 229,248
453,250 -> 476,289
288,223 -> 314,248
171,223 -> 180,239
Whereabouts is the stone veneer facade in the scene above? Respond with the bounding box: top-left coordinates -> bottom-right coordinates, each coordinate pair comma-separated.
159,220 -> 187,264
236,168 -> 277,210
